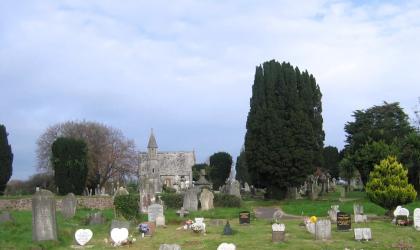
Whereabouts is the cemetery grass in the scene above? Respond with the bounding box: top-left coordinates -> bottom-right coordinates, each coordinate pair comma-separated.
2,191 -> 420,249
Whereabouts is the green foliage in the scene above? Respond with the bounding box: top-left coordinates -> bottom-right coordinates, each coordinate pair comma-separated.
366,156 -> 417,210
209,152 -> 233,190
162,185 -> 177,193
0,124 -> 13,195
6,173 -> 55,195
235,150 -> 250,184
160,193 -> 183,208
113,194 -> 139,220
323,146 -> 340,178
52,137 -> 88,195
214,193 -> 241,207
344,102 -> 414,185
192,163 -> 209,181
399,132 -> 420,193
244,60 -> 324,199
339,158 -> 356,188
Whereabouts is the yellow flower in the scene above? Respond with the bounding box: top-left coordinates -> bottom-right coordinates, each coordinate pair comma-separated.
310,216 -> 317,223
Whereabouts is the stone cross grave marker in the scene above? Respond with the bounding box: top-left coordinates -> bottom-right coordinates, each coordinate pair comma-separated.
413,208 -> 420,230
61,193 -> 77,219
199,189 -> 214,211
148,203 -> 164,222
315,219 -> 331,240
337,212 -> 351,231
32,189 -> 58,241
183,189 -> 198,211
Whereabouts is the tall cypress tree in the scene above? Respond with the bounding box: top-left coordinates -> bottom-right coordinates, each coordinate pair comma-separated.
244,60 -> 324,199
0,125 -> 13,195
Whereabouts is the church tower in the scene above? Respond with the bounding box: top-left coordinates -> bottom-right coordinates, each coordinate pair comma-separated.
147,129 -> 158,160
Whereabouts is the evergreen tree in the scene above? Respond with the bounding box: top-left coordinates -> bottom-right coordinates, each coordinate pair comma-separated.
0,125 -> 13,195
323,146 -> 340,178
399,132 -> 420,193
235,149 -> 250,184
209,152 -> 233,190
244,60 -> 324,199
52,137 -> 88,195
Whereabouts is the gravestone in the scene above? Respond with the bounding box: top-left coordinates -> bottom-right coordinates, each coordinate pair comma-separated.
244,182 -> 250,192
61,193 -> 77,219
110,227 -> 128,245
0,211 -> 13,223
217,243 -> 236,250
315,219 -> 331,240
74,229 -> 93,246
337,212 -> 351,231
111,219 -> 130,231
32,189 -> 58,241
223,220 -> 233,235
209,219 -> 225,226
328,205 -> 339,223
413,208 -> 420,230
148,204 -> 164,222
353,203 -> 367,223
239,211 -> 250,224
183,189 -> 198,211
156,215 -> 166,227
272,223 -> 285,242
176,207 -> 189,218
159,244 -> 182,250
199,189 -> 214,211
353,203 -> 363,215
272,210 -> 284,223
394,206 -> 409,217
354,228 -> 372,241
89,212 -> 105,225
228,180 -> 241,198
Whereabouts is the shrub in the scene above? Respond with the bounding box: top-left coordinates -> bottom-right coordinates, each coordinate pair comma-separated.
162,185 -> 176,193
113,194 -> 139,220
161,193 -> 183,208
366,156 -> 417,211
214,193 -> 241,207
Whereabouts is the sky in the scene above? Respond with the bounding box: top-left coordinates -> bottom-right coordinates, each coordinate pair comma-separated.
1,0 -> 420,180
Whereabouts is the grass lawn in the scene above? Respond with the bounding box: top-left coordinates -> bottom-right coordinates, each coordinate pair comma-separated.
1,190 -> 420,249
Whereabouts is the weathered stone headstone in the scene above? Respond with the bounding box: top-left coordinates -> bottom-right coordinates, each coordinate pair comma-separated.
414,208 -> 420,230
0,211 -> 14,223
217,243 -> 236,250
159,244 -> 182,250
272,223 -> 285,242
148,203 -> 164,222
75,229 -> 93,246
228,180 -> 241,198
156,215 -> 166,227
223,220 -> 233,235
209,219 -> 225,227
111,219 -> 130,231
199,189 -> 214,211
88,212 -> 105,225
337,212 -> 351,231
183,189 -> 198,211
61,193 -> 77,219
244,182 -> 250,192
354,228 -> 372,241
239,211 -> 250,224
32,189 -> 58,241
315,219 -> 331,240
353,203 -> 363,215
328,205 -> 339,223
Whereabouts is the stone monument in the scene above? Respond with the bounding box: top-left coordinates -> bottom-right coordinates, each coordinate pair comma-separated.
183,188 -> 198,211
32,189 -> 58,241
148,203 -> 164,222
199,189 -> 214,211
61,193 -> 77,219
315,219 -> 331,240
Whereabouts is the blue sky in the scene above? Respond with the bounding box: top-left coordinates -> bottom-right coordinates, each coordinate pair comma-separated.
1,0 -> 420,180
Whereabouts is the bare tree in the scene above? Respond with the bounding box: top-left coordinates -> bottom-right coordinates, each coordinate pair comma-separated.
36,121 -> 138,189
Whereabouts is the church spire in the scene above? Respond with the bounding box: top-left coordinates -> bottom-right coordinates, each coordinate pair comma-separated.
147,128 -> 158,149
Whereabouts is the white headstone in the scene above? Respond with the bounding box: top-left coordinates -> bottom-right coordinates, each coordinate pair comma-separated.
159,244 -> 182,250
414,208 -> 420,230
272,223 -> 285,232
110,228 -> 129,244
217,243 -> 236,250
156,215 -> 166,227
393,206 -> 409,217
354,214 -> 368,223
75,229 -> 93,246
148,204 -> 164,222
315,219 -> 331,240
354,228 -> 372,241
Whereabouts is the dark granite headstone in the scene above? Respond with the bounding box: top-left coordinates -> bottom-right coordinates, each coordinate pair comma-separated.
239,211 -> 250,224
223,221 -> 233,235
32,189 -> 58,241
337,212 -> 351,231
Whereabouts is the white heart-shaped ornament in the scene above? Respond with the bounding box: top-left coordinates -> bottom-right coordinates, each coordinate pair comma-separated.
75,229 -> 93,246
111,228 -> 129,244
217,243 -> 236,250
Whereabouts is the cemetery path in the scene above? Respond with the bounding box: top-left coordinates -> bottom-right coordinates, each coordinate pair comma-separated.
253,207 -> 302,220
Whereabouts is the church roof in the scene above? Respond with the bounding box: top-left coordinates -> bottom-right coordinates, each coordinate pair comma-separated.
147,130 -> 158,148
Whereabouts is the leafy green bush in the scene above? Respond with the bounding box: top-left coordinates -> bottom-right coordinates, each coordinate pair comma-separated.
214,193 -> 241,207
113,194 -> 139,220
161,193 -> 183,208
366,156 -> 417,210
162,185 -> 177,193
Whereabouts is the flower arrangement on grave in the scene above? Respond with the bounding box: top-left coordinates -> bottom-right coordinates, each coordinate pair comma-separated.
183,219 -> 193,230
191,222 -> 204,233
138,223 -> 149,237
310,216 -> 317,223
